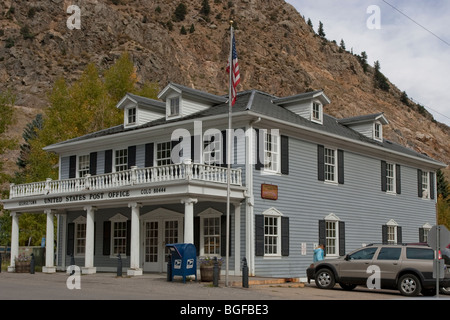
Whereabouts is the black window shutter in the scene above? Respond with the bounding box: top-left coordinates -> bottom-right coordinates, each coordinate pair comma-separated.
281,135 -> 289,175
194,217 -> 200,256
419,228 -> 425,243
191,135 -> 201,163
397,226 -> 402,244
381,161 -> 387,192
429,172 -> 435,199
382,225 -> 388,244
317,145 -> 325,181
126,220 -> 131,256
396,164 -> 401,194
104,150 -> 113,173
220,215 -> 232,257
281,216 -> 289,256
89,152 -> 97,175
255,215 -> 264,256
338,221 -> 345,256
417,169 -> 423,197
103,221 -> 111,255
69,155 -> 77,178
171,138 -> 181,164
318,219 -> 326,256
221,130 -> 227,167
337,149 -> 344,184
127,145 -> 136,169
67,223 -> 75,256
255,129 -> 263,170
145,143 -> 154,167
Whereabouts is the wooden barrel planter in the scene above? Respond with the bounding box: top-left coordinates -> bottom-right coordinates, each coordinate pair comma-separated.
15,261 -> 31,273
200,265 -> 221,282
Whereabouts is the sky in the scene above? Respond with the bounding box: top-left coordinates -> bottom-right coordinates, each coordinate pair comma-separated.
286,0 -> 450,126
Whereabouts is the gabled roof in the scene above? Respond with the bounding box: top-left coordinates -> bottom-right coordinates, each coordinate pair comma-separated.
338,112 -> 389,126
43,84 -> 444,168
157,82 -> 227,104
272,89 -> 331,106
115,92 -> 165,111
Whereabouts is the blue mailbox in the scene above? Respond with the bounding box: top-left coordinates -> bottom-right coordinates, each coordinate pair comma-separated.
166,243 -> 197,283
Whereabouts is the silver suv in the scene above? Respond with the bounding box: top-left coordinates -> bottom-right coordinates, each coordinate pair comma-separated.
308,243 -> 450,296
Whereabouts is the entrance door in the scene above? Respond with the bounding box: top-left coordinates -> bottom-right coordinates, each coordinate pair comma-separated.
143,217 -> 183,272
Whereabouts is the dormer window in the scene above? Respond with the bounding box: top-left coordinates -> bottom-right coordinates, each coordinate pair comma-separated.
374,122 -> 382,141
169,97 -> 180,117
312,101 -> 323,124
127,107 -> 136,125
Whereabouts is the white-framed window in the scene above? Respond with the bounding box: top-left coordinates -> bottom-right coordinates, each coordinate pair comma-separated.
110,214 -> 128,256
73,216 -> 86,256
386,219 -> 398,244
127,107 -> 136,125
203,132 -> 222,166
311,101 -> 323,123
374,122 -> 382,141
421,223 -> 432,243
78,154 -> 90,177
263,131 -> 280,173
421,171 -> 429,198
324,148 -> 336,182
386,162 -> 396,193
169,97 -> 180,116
114,149 -> 128,172
323,213 -> 340,257
199,208 -> 222,256
156,142 -> 172,166
262,208 -> 283,257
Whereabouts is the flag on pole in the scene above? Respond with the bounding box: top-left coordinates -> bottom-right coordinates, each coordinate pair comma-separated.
226,31 -> 240,106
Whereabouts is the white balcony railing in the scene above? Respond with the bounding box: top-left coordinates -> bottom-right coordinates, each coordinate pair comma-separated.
9,163 -> 242,199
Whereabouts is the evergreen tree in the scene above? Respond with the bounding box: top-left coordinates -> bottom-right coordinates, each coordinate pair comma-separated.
173,3 -> 187,22
373,60 -> 390,92
318,21 -> 326,38
200,0 -> 210,16
307,18 -> 313,30
359,51 -> 368,73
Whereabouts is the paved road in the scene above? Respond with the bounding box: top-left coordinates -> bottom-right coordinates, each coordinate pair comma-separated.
2,271 -> 449,300
1,272 -> 448,318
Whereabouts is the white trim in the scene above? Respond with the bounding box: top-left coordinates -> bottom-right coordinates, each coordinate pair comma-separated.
311,100 -> 323,124
261,207 -> 283,257
198,207 -> 223,257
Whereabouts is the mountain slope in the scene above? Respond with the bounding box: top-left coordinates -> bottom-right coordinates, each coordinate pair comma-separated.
0,0 -> 449,169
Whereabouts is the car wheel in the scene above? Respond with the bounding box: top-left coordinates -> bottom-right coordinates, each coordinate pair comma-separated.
315,268 -> 335,289
339,283 -> 357,291
440,287 -> 450,295
398,274 -> 422,297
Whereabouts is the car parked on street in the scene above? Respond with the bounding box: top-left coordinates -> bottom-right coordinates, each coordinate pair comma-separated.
308,243 -> 450,297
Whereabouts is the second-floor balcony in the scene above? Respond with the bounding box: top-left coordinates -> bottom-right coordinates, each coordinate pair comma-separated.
9,162 -> 243,199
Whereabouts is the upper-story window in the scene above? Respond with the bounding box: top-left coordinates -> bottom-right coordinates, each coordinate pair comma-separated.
374,122 -> 382,141
421,171 -> 429,198
127,107 -> 136,125
169,97 -> 180,117
115,149 -> 128,172
264,131 -> 280,173
386,162 -> 395,193
312,101 -> 323,124
156,142 -> 172,166
78,154 -> 90,177
203,132 -> 222,166
324,148 -> 336,182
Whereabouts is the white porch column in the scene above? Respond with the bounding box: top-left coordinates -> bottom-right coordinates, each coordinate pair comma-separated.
181,198 -> 197,244
127,202 -> 143,276
82,206 -> 96,274
43,209 -> 56,273
8,212 -> 20,272
234,202 -> 241,275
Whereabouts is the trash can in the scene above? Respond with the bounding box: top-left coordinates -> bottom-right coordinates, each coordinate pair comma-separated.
166,243 -> 197,283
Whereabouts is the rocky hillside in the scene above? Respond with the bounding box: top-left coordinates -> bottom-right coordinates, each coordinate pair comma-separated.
1,0 -> 449,173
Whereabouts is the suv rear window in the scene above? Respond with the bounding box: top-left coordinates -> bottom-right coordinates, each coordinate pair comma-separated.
406,248 -> 433,260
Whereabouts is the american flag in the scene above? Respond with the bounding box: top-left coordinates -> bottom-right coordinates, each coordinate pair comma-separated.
226,32 -> 240,106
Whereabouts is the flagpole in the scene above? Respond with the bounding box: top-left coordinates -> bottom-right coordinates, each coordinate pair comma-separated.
225,20 -> 233,287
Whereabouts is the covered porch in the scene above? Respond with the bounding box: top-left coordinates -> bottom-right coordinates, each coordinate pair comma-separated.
3,162 -> 245,276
